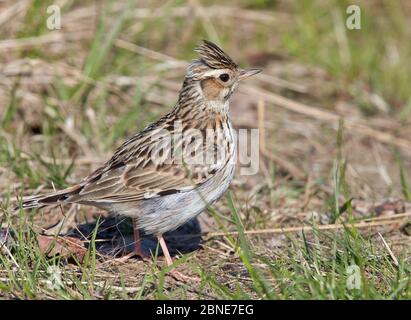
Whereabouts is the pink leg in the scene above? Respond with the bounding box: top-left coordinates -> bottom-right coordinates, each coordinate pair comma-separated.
116,218 -> 147,262
157,234 -> 173,266
157,234 -> 199,282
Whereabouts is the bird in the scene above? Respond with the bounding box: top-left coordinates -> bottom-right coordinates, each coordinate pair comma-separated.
17,40 -> 261,274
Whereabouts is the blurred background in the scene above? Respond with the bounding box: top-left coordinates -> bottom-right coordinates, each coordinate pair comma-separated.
0,0 -> 410,299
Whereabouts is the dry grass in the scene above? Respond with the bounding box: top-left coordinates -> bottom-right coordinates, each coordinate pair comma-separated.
0,0 -> 410,299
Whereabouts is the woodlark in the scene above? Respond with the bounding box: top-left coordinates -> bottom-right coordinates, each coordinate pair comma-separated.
18,40 -> 261,269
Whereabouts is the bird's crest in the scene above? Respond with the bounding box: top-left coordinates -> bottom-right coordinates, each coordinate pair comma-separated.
195,40 -> 237,70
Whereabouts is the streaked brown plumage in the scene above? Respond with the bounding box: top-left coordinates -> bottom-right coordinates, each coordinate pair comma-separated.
18,40 -> 261,273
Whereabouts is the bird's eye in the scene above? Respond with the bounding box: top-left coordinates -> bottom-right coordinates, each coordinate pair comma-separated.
219,73 -> 230,82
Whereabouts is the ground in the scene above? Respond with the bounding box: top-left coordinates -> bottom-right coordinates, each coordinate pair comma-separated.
0,0 -> 410,299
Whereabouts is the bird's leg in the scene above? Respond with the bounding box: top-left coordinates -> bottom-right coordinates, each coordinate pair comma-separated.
157,234 -> 199,282
157,234 -> 173,266
117,218 -> 147,262
132,218 -> 144,258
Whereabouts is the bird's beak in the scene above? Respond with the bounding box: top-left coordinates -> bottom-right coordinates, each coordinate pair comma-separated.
238,68 -> 262,81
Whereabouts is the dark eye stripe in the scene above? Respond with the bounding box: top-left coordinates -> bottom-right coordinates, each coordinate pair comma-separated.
219,73 -> 230,82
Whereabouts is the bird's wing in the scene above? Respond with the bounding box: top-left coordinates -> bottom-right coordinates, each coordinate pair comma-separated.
73,123 -> 222,203
76,163 -> 210,203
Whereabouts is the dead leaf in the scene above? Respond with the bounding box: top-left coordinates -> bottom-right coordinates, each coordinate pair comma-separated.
37,235 -> 86,261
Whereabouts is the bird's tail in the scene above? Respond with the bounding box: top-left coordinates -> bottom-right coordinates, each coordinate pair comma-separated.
15,184 -> 82,211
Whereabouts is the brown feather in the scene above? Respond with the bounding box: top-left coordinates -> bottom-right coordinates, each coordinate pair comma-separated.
200,78 -> 224,100
195,40 -> 237,70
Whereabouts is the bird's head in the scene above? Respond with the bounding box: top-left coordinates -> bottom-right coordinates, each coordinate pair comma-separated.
182,40 -> 261,106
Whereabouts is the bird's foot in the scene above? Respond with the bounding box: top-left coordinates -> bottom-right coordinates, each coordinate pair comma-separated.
116,247 -> 149,263
168,268 -> 200,283
156,234 -> 200,282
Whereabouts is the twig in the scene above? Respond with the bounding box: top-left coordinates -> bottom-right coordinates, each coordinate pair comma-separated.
361,212 -> 411,222
0,32 -> 89,51
206,213 -> 409,238
257,73 -> 307,93
1,244 -> 20,269
43,205 -> 78,236
36,156 -> 104,165
243,85 -> 411,151
0,276 -> 141,294
114,38 -> 186,68
378,232 -> 399,266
